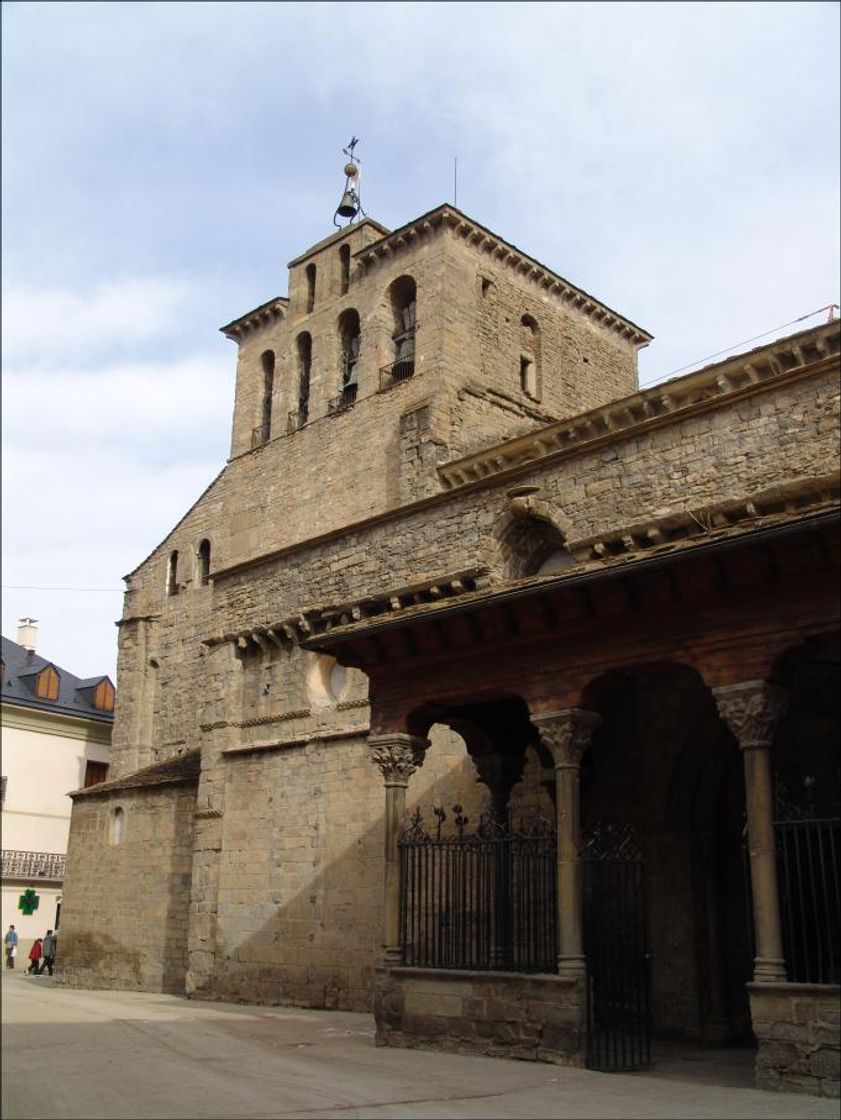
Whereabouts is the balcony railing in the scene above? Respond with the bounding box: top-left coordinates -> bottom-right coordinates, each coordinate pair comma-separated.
251,422 -> 270,448
2,850 -> 66,882
287,407 -> 309,433
328,382 -> 358,414
379,356 -> 416,390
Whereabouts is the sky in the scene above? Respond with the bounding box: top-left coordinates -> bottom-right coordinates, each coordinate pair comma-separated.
2,0 -> 839,682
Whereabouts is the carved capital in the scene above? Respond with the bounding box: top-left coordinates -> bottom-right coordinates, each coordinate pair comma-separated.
368,733 -> 429,785
534,709 -> 601,768
713,681 -> 788,751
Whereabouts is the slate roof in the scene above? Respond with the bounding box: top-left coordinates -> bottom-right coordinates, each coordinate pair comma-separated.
69,749 -> 201,798
1,635 -> 115,725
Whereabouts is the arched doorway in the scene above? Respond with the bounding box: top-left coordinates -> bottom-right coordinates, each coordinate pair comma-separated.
580,664 -> 754,1059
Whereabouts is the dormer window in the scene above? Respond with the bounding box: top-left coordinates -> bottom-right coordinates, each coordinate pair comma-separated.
93,678 -> 115,712
305,263 -> 316,313
36,665 -> 59,701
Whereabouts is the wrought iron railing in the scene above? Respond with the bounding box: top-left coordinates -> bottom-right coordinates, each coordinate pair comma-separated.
2,850 -> 66,881
776,818 -> 840,985
251,421 -> 270,448
287,407 -> 309,433
379,356 -> 415,390
398,806 -> 556,973
328,383 -> 358,414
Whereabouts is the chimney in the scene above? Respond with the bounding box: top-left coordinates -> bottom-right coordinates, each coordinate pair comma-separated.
17,618 -> 38,652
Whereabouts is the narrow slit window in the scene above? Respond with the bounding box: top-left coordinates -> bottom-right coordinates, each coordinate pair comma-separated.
305,263 -> 316,313
258,351 -> 274,445
197,539 -> 211,586
340,244 -> 351,295
166,551 -> 179,597
296,332 -> 312,427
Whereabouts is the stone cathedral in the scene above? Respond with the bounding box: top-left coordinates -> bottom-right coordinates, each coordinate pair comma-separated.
58,164 -> 840,1097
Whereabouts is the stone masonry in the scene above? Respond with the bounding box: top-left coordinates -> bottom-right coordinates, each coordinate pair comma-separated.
57,198 -> 840,1097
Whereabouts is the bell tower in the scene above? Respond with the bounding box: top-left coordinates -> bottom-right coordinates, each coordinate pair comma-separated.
218,145 -> 651,566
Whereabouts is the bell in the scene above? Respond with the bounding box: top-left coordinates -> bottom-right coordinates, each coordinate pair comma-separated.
336,190 -> 358,219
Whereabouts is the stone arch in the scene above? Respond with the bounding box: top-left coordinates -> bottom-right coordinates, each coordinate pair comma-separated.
579,661 -> 753,1044
767,633 -> 840,819
487,496 -> 573,580
385,274 -> 417,380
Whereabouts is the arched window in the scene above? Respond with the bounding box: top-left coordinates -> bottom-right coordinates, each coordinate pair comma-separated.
197,539 -> 211,586
305,263 -> 316,313
334,308 -> 360,410
520,315 -> 541,400
295,332 -> 312,428
387,275 -> 417,383
36,665 -> 60,701
339,243 -> 351,295
256,351 -> 274,446
166,551 -> 179,597
111,806 -> 124,845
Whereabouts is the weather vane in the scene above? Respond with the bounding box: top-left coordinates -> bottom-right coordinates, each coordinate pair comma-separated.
334,137 -> 366,228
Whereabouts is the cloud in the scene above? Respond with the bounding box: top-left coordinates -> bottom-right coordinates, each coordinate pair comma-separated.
1,276 -> 233,679
2,277 -> 193,364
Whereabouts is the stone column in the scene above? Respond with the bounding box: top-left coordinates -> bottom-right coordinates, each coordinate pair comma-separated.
534,709 -> 601,980
713,681 -> 788,984
369,733 -> 429,965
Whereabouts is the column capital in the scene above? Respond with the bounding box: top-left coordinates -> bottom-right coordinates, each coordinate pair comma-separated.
533,708 -> 602,768
712,681 -> 788,751
368,733 -> 429,785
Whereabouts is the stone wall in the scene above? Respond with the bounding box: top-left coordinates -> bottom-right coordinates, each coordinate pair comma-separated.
58,782 -> 196,992
184,722 -> 498,1011
749,983 -> 840,1097
375,967 -> 584,1064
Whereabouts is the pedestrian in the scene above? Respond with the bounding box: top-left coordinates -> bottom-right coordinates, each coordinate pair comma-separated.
27,938 -> 43,974
39,929 -> 57,975
4,924 -> 18,969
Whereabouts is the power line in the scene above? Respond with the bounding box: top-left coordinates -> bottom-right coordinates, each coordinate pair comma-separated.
2,585 -> 123,592
642,304 -> 839,387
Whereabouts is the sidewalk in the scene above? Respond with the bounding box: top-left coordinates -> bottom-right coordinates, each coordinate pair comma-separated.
1,969 -> 836,1120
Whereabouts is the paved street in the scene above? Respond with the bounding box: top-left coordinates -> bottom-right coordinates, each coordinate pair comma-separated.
1,970 -> 836,1120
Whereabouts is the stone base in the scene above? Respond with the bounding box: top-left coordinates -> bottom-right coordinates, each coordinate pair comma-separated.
374,965 -> 585,1064
749,982 -> 840,1098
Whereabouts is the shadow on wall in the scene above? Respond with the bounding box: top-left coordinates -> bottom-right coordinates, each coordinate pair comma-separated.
198,724 -> 552,1012
56,785 -> 196,994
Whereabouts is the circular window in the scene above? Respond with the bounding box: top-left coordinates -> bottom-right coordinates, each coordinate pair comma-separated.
306,654 -> 348,705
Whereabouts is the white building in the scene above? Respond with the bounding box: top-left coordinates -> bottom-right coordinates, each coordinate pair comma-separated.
1,619 -> 113,957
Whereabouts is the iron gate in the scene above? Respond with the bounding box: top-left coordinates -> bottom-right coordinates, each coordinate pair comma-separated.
582,822 -> 651,1071
398,805 -> 557,972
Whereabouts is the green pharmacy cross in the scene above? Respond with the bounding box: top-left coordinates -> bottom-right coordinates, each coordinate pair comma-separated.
18,889 -> 40,916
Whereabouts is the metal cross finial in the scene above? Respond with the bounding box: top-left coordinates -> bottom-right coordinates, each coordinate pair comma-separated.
343,137 -> 360,161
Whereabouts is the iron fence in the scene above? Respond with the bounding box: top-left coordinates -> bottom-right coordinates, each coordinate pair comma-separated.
287,408 -> 308,433
328,383 -> 358,414
379,356 -> 416,389
251,422 -> 270,448
776,818 -> 840,985
2,850 -> 66,881
398,806 -> 557,972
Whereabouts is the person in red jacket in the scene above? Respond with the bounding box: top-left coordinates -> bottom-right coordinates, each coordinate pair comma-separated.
27,938 -> 43,974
